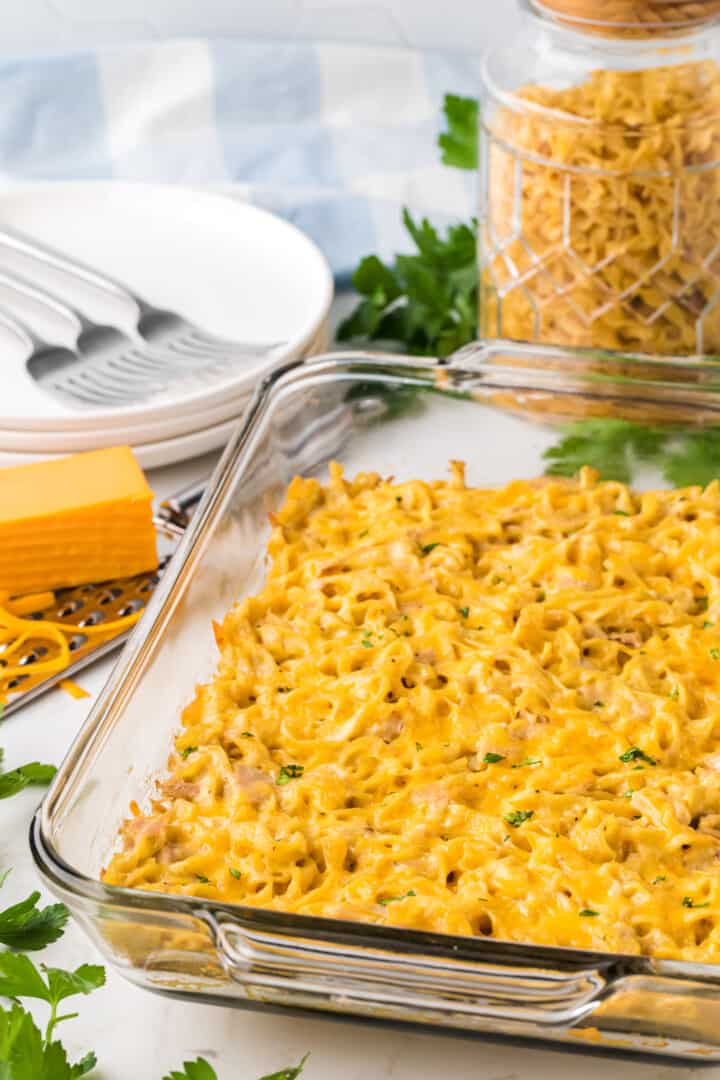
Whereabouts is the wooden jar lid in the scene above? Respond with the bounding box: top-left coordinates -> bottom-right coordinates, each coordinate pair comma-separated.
529,0 -> 720,32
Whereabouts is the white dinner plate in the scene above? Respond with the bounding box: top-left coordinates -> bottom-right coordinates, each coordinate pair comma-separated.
0,182 -> 333,431
0,414 -> 242,470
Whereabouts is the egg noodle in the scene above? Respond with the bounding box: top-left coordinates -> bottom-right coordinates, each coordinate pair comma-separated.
105,463 -> 720,961
482,60 -> 720,354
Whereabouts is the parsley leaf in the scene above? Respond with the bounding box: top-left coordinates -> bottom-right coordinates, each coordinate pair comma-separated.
0,762 -> 56,801
163,1058 -> 219,1080
459,607 -> 469,618
438,94 -> 479,170
180,747 -> 197,759
0,1002 -> 94,1080
683,896 -> 711,909
338,211 -> 478,358
543,420 -> 666,484
483,753 -> 505,764
504,810 -> 534,828
663,428 -> 720,488
512,757 -> 541,769
277,765 -> 304,786
652,876 -> 666,884
619,747 -> 657,766
0,951 -> 105,1053
579,909 -> 599,917
259,1054 -> 310,1080
229,868 -> 242,880
0,891 -> 68,952
421,543 -> 439,555
378,891 -> 416,906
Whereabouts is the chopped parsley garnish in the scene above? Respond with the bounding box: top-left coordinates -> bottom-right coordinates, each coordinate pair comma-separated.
277,764 -> 304,785
512,757 -> 541,769
358,529 -> 369,538
180,746 -> 197,759
483,752 -> 505,764
622,790 -> 634,799
361,638 -> 374,649
195,875 -> 210,884
378,890 -> 416,906
695,595 -> 710,613
416,742 -> 423,751
241,732 -> 255,739
459,606 -> 469,618
652,876 -> 666,884
619,747 -> 657,766
613,510 -> 630,516
711,648 -> 720,660
579,909 -> 599,917
504,810 -> 534,828
421,543 -> 439,555
704,621 -> 715,629
682,896 -> 710,909
229,868 -> 242,880
537,590 -> 546,602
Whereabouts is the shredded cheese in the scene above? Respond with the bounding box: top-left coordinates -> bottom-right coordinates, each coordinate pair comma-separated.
104,464 -> 720,961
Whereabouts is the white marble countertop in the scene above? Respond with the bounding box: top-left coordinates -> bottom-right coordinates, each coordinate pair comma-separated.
2,362 -> 716,1080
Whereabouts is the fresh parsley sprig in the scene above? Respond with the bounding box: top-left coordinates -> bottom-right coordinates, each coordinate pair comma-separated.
0,950 -> 105,1077
0,746 -> 56,801
0,887 -> 68,952
543,420 -> 666,486
543,418 -> 720,488
338,95 -> 478,358
163,1053 -> 309,1080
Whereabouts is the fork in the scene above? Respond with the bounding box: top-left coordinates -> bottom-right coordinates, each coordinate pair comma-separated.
0,268 -> 237,408
0,224 -> 284,361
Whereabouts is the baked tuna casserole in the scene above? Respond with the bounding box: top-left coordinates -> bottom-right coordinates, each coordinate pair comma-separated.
104,462 -> 720,961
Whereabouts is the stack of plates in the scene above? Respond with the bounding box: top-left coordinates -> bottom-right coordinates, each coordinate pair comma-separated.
0,183 -> 334,468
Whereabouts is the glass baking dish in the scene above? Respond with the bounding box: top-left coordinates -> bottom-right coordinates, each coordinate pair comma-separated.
31,342 -> 720,1062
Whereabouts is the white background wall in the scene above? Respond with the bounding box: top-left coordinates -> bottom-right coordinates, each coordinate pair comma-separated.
5,0 -> 523,56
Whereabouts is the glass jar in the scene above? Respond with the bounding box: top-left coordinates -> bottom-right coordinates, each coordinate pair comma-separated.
478,0 -> 720,355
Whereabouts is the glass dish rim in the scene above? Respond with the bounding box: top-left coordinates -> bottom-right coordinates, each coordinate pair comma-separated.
31,341 -> 720,987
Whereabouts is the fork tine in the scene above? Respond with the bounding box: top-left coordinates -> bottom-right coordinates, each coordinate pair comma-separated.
188,328 -> 284,354
62,378 -> 118,406
175,331 -> 266,358
188,332 -> 280,358
124,348 -> 179,372
105,357 -> 171,385
89,363 -> 164,392
169,341 -> 241,366
74,369 -> 150,400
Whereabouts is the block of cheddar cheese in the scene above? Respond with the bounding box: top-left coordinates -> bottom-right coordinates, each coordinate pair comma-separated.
0,446 -> 158,596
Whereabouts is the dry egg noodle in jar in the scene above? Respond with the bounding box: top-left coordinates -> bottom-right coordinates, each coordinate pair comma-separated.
479,0 -> 720,354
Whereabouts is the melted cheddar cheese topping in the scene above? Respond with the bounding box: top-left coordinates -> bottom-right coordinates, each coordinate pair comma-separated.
104,463 -> 720,961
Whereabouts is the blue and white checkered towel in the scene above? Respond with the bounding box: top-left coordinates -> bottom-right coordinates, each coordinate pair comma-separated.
0,40 -> 482,279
